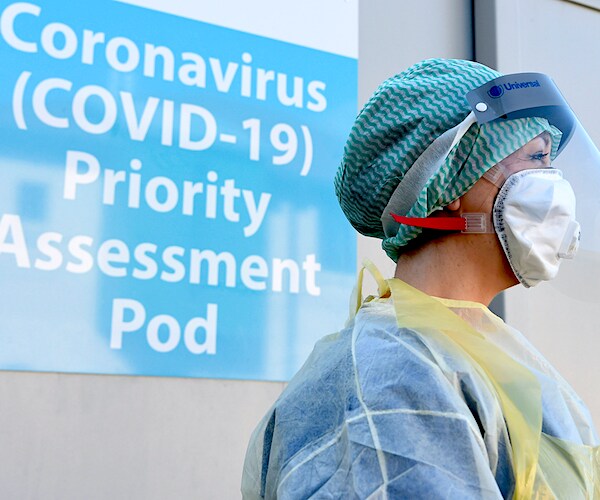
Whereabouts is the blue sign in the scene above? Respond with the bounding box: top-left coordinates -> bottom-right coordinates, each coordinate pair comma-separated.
0,1 -> 357,380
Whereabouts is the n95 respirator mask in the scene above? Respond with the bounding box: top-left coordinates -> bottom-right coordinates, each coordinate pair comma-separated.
493,169 -> 580,288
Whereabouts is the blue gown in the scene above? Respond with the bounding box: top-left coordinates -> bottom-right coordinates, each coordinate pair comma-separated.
242,282 -> 598,499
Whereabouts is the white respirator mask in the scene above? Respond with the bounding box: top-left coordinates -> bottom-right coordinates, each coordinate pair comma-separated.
492,168 -> 580,287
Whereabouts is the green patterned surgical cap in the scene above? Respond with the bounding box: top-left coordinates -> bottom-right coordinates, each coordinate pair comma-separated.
335,58 -> 561,261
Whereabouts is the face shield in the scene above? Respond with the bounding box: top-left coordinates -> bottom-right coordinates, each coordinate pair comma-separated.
389,72 -> 600,293
465,73 -> 600,298
539,120 -> 600,301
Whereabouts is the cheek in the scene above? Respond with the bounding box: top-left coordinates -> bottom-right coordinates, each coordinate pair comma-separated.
463,181 -> 499,213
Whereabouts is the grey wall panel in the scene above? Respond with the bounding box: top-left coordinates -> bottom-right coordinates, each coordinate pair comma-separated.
358,0 -> 474,104
0,372 -> 284,499
357,0 -> 474,287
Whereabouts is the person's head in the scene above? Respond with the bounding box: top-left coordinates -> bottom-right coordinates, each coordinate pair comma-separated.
335,58 -> 578,290
427,130 -> 558,288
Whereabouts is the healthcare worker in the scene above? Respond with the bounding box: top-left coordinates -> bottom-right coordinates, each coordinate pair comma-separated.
242,59 -> 600,499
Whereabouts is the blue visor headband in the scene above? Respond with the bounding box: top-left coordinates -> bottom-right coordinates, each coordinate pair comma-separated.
466,72 -> 575,155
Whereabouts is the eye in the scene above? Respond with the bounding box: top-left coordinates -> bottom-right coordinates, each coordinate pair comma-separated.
529,152 -> 550,163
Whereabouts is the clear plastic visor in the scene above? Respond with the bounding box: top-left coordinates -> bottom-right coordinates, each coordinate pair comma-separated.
546,118 -> 600,302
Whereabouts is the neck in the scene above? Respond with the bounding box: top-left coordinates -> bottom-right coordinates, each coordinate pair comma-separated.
394,233 -> 517,305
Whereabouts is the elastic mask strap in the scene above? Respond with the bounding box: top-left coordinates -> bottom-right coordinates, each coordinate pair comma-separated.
391,213 -> 495,234
482,163 -> 506,188
345,260 -> 391,326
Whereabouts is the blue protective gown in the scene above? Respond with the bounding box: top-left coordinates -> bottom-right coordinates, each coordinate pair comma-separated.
242,286 -> 598,499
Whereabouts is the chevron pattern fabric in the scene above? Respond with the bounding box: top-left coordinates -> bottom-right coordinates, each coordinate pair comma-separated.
334,59 -> 561,261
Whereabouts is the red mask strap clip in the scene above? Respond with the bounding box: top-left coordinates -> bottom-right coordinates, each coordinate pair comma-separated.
390,213 -> 466,231
391,213 -> 493,233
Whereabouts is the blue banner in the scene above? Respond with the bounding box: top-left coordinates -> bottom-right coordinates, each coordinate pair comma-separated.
0,1 -> 357,380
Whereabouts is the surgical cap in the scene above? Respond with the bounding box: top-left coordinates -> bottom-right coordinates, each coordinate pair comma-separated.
335,58 -> 561,261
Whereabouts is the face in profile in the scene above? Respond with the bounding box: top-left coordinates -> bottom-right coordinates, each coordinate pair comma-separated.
481,131 -> 553,191
462,132 -> 554,214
